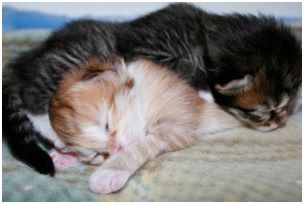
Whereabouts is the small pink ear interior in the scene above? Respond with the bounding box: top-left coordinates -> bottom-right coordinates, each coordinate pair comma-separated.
83,58 -> 125,83
215,75 -> 252,95
90,70 -> 117,83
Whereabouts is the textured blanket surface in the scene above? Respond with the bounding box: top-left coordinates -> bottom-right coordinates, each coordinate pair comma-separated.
2,31 -> 302,202
3,112 -> 301,202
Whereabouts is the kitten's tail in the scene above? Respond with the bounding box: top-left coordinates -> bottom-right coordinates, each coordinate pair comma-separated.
196,101 -> 241,140
3,88 -> 55,176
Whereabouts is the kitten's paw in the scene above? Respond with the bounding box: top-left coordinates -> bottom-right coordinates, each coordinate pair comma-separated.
89,169 -> 131,194
49,149 -> 81,170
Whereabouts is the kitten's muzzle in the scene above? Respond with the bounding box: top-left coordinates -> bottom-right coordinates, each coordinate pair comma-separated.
229,109 -> 288,132
252,114 -> 288,132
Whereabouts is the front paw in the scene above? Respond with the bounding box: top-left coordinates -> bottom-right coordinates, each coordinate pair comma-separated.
89,169 -> 131,194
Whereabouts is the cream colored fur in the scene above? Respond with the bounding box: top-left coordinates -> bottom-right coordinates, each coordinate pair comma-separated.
50,58 -> 240,194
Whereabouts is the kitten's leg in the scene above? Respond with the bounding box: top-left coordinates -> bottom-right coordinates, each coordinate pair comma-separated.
89,131 -> 195,194
3,94 -> 55,176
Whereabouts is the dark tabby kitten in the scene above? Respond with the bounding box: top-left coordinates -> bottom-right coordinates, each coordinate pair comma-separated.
116,4 -> 301,131
3,3 -> 301,176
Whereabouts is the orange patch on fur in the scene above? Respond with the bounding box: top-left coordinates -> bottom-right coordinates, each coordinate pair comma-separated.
234,72 -> 266,109
50,57 -> 119,148
124,78 -> 134,89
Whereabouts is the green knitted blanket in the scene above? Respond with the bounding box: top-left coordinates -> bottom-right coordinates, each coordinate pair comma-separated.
3,112 -> 301,201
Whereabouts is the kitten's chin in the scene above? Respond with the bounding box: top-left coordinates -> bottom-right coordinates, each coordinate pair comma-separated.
226,109 -> 285,132
253,123 -> 279,132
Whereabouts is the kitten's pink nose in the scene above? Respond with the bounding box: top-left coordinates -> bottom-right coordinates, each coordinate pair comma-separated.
117,144 -> 123,152
109,143 -> 124,154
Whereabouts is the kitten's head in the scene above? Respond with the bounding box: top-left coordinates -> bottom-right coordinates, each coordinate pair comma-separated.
50,57 -> 128,164
207,20 -> 301,131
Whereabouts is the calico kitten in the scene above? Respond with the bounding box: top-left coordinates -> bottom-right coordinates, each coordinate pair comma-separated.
3,3 -> 301,175
50,58 -> 240,194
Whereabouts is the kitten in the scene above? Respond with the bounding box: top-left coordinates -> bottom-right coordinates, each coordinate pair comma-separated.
3,21 -> 117,175
3,3 -> 301,175
50,58 -> 240,194
117,3 -> 302,131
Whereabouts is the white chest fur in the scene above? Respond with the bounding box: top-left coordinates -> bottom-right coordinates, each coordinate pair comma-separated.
25,111 -> 66,149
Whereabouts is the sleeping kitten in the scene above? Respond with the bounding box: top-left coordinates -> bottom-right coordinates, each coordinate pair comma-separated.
50,58 -> 240,194
117,3 -> 302,132
3,3 -> 301,176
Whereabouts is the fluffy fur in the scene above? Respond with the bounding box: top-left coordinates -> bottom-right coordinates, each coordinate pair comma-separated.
50,58 -> 240,194
116,3 -> 301,131
3,3 -> 301,175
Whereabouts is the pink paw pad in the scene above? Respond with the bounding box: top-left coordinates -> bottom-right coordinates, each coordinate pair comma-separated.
49,149 -> 81,170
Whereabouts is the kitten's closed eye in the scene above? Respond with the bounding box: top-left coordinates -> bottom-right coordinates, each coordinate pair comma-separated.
105,123 -> 109,131
248,113 -> 265,123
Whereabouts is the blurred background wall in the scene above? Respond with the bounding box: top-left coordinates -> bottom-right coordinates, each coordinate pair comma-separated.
3,2 -> 302,32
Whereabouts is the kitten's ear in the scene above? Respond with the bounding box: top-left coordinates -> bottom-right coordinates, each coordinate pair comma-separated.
83,69 -> 117,83
81,57 -> 120,82
112,57 -> 127,73
214,75 -> 252,95
118,58 -> 127,69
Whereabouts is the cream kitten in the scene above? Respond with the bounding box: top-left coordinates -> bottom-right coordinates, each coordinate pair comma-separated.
50,58 -> 240,194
